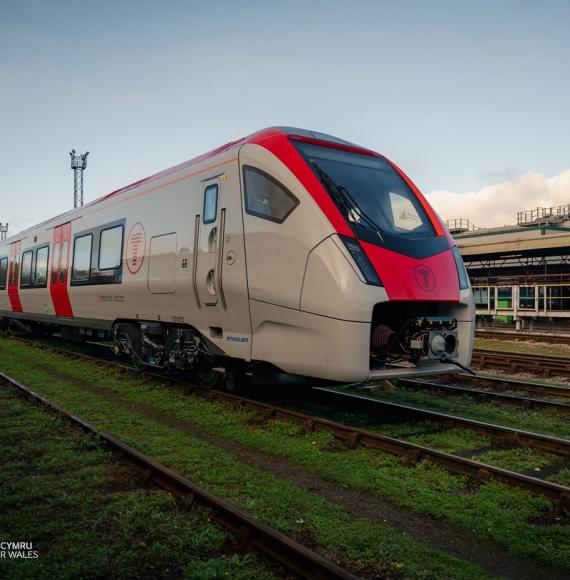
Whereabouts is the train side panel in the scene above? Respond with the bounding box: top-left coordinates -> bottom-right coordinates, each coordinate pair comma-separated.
0,149 -> 253,361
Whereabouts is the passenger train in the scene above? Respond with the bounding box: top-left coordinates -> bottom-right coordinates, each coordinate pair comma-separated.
0,127 -> 474,387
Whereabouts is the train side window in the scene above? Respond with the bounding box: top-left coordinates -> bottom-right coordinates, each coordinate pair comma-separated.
60,239 -> 68,283
51,241 -> 60,284
203,184 -> 218,224
0,257 -> 7,289
34,246 -> 49,287
243,166 -> 299,223
10,253 -> 19,286
72,234 -> 93,282
20,251 -> 33,288
99,225 -> 123,270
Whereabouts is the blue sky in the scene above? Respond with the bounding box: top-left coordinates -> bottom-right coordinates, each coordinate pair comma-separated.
2,0 -> 570,233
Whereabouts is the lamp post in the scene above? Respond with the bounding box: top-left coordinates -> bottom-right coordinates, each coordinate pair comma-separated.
0,223 -> 7,241
70,149 -> 89,208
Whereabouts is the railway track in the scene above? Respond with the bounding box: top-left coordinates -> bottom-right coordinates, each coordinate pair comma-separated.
0,369 -> 355,580
439,373 -> 570,400
476,329 -> 570,346
3,335 -> 570,505
393,377 -> 570,411
472,348 -> 570,377
310,387 -> 570,457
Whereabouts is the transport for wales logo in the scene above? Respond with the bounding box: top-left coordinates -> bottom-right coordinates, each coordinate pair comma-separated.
0,541 -> 38,559
414,263 -> 436,292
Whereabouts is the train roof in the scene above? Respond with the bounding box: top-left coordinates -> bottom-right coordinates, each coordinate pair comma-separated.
5,126 -> 369,242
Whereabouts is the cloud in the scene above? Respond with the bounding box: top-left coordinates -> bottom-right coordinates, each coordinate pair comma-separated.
427,169 -> 570,228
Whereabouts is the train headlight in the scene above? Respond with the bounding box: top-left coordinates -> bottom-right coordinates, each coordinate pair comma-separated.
452,247 -> 470,290
430,334 -> 447,357
340,236 -> 382,286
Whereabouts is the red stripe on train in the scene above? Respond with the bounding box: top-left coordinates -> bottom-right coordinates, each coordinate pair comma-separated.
49,223 -> 74,317
7,241 -> 22,312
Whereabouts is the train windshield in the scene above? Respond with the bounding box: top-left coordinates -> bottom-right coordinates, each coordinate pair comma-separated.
293,141 -> 435,242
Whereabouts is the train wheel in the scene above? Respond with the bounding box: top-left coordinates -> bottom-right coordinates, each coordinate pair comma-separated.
195,368 -> 223,389
224,361 -> 249,391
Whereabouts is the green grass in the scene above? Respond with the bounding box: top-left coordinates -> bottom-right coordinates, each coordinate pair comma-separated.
548,468 -> 570,487
474,338 -> 570,359
0,387 -> 273,580
2,339 -> 570,572
0,339 -> 486,579
476,448 -> 560,473
405,428 -> 492,453
341,383 -> 570,439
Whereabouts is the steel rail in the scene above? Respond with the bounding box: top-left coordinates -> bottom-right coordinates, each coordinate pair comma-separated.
0,370 -> 356,580
472,349 -> 570,377
4,336 -> 570,504
474,349 -> 570,364
312,386 -> 570,457
439,373 -> 570,400
476,330 -> 570,346
394,378 -> 570,411
203,386 -> 570,504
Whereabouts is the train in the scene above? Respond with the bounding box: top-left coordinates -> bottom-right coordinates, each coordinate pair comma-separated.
0,127 -> 474,387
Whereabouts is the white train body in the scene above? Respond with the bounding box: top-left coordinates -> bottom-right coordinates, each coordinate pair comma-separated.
0,127 -> 474,384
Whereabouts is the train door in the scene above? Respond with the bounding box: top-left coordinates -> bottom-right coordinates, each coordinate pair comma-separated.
7,241 -> 22,312
193,173 -> 252,352
195,178 -> 221,306
50,223 -> 73,317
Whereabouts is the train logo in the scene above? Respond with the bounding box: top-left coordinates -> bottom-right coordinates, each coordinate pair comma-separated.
125,222 -> 146,275
414,263 -> 436,292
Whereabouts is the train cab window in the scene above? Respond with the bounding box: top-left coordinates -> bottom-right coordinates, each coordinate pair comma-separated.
389,192 -> 423,232
99,225 -> 123,270
203,184 -> 218,224
0,257 -> 7,290
243,167 -> 299,223
34,246 -> 49,287
20,251 -> 33,288
72,234 -> 93,282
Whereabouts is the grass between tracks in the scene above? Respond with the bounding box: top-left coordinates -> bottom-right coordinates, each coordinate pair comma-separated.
0,341 -> 486,579
275,396 -> 570,484
1,340 -> 569,573
351,381 -> 570,439
474,338 -> 570,359
0,387 -> 274,580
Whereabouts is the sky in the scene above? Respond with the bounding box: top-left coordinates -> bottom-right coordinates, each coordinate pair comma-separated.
1,0 -> 570,234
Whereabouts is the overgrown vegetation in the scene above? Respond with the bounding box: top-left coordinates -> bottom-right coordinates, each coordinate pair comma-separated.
1,338 -> 569,572
474,337 -> 570,359
0,387 -> 273,580
0,339 -> 487,579
337,383 -> 570,439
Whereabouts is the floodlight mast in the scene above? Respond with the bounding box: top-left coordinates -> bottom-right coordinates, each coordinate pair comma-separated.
70,149 -> 89,208
0,223 -> 8,241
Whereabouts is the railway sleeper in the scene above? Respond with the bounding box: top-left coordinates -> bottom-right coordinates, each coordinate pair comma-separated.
454,443 -> 515,459
520,461 -> 570,481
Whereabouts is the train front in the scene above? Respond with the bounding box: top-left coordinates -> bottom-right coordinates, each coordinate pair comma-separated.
291,135 -> 475,380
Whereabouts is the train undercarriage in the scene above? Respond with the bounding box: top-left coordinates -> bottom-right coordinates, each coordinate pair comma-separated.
2,299 -> 469,388
111,321 -> 239,388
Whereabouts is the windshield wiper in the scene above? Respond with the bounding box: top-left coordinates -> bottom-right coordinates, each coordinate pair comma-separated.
311,161 -> 384,240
